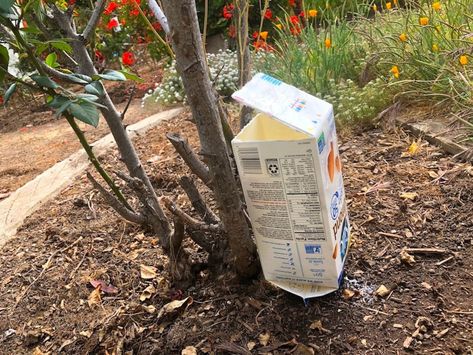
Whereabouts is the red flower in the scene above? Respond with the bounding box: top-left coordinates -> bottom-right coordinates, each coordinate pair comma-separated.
264,8 -> 272,20
152,22 -> 162,31
299,11 -> 305,17
130,8 -> 139,16
107,18 -> 119,30
290,15 -> 299,24
68,0 -> 76,5
252,31 -> 259,39
253,39 -> 274,52
222,4 -> 234,20
122,51 -> 135,66
121,0 -> 127,4
121,18 -> 126,25
289,0 -> 295,6
290,25 -> 301,35
95,50 -> 105,62
104,1 -> 118,15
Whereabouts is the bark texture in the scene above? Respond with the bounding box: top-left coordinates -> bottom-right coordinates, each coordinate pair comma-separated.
162,0 -> 258,278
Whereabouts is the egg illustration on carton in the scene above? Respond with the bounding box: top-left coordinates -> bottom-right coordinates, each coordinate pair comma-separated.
232,73 -> 351,299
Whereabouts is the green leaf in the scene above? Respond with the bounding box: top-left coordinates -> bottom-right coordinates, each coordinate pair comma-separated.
0,45 -> 10,84
45,53 -> 58,68
76,93 -> 99,101
0,0 -> 14,14
68,101 -> 100,127
19,26 -> 43,35
49,40 -> 72,54
84,81 -> 104,96
94,70 -> 126,82
30,75 -> 59,89
63,74 -> 89,85
35,43 -> 48,56
55,99 -> 72,118
72,74 -> 92,83
47,95 -> 69,109
119,69 -> 144,83
3,83 -> 17,106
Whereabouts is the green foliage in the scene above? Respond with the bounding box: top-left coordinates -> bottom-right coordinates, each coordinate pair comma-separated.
0,44 -> 9,83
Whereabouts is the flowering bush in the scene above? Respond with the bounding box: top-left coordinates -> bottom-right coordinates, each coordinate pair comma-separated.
142,49 -> 269,107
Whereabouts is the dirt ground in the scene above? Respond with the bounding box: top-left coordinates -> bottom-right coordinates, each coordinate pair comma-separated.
0,109 -> 471,354
0,64 -> 164,194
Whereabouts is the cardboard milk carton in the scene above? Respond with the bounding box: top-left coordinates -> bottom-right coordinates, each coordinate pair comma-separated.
232,73 -> 350,298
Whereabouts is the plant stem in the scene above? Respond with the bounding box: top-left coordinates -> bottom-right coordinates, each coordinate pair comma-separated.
65,113 -> 133,211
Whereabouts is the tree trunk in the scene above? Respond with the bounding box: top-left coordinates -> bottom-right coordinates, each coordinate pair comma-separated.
235,0 -> 253,129
161,0 -> 258,278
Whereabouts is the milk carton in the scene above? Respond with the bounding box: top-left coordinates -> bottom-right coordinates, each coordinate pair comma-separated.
232,73 -> 350,298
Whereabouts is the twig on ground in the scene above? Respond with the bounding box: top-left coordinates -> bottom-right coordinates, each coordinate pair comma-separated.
404,247 -> 448,255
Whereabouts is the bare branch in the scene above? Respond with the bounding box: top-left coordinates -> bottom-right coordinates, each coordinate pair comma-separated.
170,218 -> 185,252
83,0 -> 107,41
179,176 -> 219,224
51,5 -> 78,38
166,133 -> 212,186
121,86 -> 136,120
87,172 -> 146,225
161,196 -> 222,232
37,60 -> 79,83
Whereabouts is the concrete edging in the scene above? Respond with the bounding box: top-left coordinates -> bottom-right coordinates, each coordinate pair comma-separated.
0,107 -> 184,247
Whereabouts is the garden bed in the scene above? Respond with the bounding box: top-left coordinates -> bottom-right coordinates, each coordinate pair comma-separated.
0,110 -> 472,354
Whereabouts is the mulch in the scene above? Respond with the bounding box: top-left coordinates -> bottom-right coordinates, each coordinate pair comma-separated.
0,109 -> 472,355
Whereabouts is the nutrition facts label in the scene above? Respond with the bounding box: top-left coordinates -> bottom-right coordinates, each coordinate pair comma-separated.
281,155 -> 326,241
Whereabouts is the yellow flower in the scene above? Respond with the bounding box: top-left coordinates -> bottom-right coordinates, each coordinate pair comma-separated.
386,2 -> 392,10
399,33 -> 408,42
325,38 -> 332,48
390,65 -> 400,78
419,17 -> 429,26
373,4 -> 378,12
308,9 -> 318,17
275,23 -> 283,30
260,31 -> 268,40
459,55 -> 468,66
432,44 -> 439,52
432,1 -> 441,11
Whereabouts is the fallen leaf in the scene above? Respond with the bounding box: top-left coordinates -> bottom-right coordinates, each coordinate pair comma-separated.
140,285 -> 156,302
140,264 -> 157,279
157,296 -> 192,320
32,347 -> 49,355
428,171 -> 439,179
421,282 -> 432,290
247,341 -> 256,350
143,305 -> 156,314
341,288 -> 358,300
292,343 -> 315,355
79,330 -> 93,338
400,192 -> 418,200
393,324 -> 403,329
88,287 -> 101,307
309,320 -> 332,334
401,141 -> 419,157
90,280 -> 118,294
436,328 -> 450,338
361,339 -> 367,347
181,345 -> 197,355
400,250 -> 415,266
258,331 -> 270,346
375,285 -> 390,297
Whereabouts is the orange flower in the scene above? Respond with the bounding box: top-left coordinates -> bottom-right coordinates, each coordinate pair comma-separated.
372,4 -> 378,12
275,23 -> 283,30
419,17 -> 429,26
393,0 -> 398,5
390,65 -> 399,78
259,31 -> 268,40
432,2 -> 441,11
386,2 -> 392,10
459,55 -> 468,66
399,33 -> 407,42
325,38 -> 331,48
308,9 -> 318,17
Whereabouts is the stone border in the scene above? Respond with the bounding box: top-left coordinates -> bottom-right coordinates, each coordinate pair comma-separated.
0,107 -> 184,247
